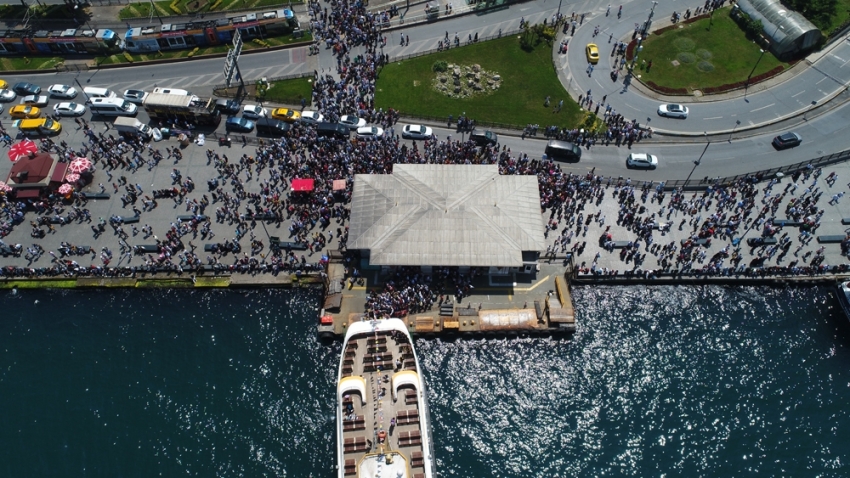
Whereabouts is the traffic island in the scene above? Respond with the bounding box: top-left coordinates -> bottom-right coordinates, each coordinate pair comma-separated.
375,34 -> 589,130
630,7 -> 791,95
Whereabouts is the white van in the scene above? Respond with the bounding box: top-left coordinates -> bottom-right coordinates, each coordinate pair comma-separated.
152,87 -> 191,96
89,97 -> 137,117
83,87 -> 117,101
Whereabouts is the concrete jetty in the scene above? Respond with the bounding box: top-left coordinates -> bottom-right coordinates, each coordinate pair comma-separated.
2,118 -> 850,339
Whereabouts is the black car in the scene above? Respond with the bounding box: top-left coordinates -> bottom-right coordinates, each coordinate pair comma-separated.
772,132 -> 802,149
13,82 -> 41,96
225,116 -> 254,132
469,129 -> 498,147
215,99 -> 240,115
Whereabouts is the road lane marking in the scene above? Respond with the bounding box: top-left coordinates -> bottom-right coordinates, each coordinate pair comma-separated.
750,103 -> 775,112
704,116 -> 723,120
832,54 -> 845,62
818,77 -> 828,84
791,90 -> 806,97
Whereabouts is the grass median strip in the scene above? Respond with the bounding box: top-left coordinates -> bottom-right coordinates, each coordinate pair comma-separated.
119,0 -> 302,19
96,32 -> 310,66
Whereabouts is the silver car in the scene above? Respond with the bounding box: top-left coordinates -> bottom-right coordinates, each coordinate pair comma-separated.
626,153 -> 659,169
48,84 -> 78,99
402,124 -> 433,140
21,95 -> 49,107
340,115 -> 366,130
657,103 -> 689,119
53,102 -> 86,116
0,89 -> 16,102
300,110 -> 325,124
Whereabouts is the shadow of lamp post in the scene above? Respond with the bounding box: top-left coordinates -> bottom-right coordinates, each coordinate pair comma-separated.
684,131 -> 709,185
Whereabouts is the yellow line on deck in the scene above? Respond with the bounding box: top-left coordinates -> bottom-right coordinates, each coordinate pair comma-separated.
514,275 -> 551,292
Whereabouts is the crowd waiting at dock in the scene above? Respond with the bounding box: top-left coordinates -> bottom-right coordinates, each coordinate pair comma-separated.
0,0 -> 847,306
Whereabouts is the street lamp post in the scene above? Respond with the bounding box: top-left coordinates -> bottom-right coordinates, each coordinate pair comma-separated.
746,49 -> 765,89
684,132 -> 709,185
728,120 -> 741,142
746,23 -> 783,90
629,1 -> 658,70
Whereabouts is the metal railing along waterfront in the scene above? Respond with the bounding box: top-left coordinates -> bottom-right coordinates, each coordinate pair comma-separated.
658,148 -> 850,191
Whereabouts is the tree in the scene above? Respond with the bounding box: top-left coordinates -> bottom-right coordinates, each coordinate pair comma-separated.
783,0 -> 837,31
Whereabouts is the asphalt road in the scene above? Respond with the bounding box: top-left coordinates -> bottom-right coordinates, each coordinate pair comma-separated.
561,1 -> 850,135
1,0 -> 849,181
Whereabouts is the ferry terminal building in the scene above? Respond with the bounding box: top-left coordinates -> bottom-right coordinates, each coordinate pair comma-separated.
347,164 -> 546,282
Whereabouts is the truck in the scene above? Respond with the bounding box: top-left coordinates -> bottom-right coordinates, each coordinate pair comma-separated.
113,117 -> 153,138
142,92 -> 221,127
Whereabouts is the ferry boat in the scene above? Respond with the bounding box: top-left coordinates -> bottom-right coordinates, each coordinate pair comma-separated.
336,319 -> 435,478
835,281 -> 850,320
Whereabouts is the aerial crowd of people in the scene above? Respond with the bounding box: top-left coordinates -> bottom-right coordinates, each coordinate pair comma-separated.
0,0 -> 845,317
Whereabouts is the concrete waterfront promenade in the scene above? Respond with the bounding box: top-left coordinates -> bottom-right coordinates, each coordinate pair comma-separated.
3,129 -> 850,288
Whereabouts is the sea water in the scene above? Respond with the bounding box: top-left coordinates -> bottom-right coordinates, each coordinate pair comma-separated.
1,286 -> 849,477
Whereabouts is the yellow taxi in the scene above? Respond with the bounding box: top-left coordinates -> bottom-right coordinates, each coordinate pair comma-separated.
585,43 -> 599,64
271,108 -> 301,123
10,104 -> 41,119
0,79 -> 8,90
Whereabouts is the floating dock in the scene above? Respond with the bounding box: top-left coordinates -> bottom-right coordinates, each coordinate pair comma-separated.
319,259 -> 576,339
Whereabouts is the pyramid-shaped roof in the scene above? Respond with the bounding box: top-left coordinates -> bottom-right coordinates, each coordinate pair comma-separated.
348,164 -> 545,267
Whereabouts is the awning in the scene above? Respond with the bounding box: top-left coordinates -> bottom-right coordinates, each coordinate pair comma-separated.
291,178 -> 314,192
392,370 -> 419,401
338,376 -> 367,404
51,162 -> 69,183
15,188 -> 41,198
333,179 -> 346,191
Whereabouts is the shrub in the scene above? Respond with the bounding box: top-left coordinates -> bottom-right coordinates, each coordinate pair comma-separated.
731,7 -> 763,39
123,51 -> 135,63
210,0 -> 222,9
169,0 -> 182,14
187,46 -> 199,57
432,60 -> 448,72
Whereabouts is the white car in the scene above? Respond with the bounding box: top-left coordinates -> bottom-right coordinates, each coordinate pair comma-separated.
340,114 -> 366,130
0,89 -> 15,102
53,102 -> 86,116
242,104 -> 267,119
123,89 -> 148,104
356,126 -> 384,140
657,103 -> 689,119
402,124 -> 433,140
47,84 -> 77,99
300,110 -> 324,124
626,153 -> 659,169
20,95 -> 49,107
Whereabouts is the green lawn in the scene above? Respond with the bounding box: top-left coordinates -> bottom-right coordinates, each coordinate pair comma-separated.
119,0 -> 301,19
214,76 -> 312,103
264,77 -> 312,103
375,35 -> 584,129
636,8 -> 789,92
827,0 -> 850,35
0,56 -> 64,71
